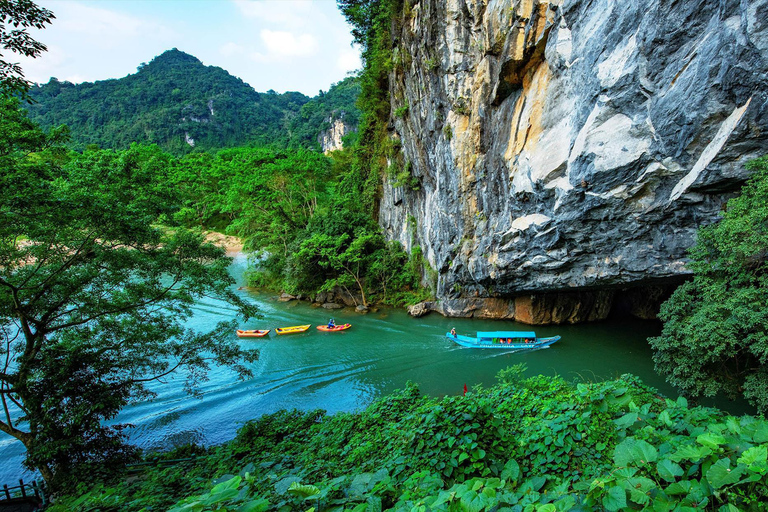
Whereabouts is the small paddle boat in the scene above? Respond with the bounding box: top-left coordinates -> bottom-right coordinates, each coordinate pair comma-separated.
317,323 -> 352,332
275,324 -> 311,335
447,330 -> 560,349
236,329 -> 270,338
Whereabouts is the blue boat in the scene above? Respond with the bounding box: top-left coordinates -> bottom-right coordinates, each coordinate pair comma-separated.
446,330 -> 560,349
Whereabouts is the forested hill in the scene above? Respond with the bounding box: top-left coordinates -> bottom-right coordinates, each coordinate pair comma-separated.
24,48 -> 359,153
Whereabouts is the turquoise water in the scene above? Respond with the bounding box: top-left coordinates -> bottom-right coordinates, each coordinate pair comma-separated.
0,253 -> 747,483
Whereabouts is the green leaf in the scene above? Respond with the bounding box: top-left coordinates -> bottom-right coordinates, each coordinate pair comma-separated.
614,438 -> 658,467
287,482 -> 321,499
664,480 -> 693,496
602,486 -> 627,512
536,505 -> 556,512
705,458 -> 744,489
752,422 -> 768,443
460,489 -> 486,512
670,443 -> 712,462
737,445 -> 768,466
697,432 -> 727,449
657,459 -> 684,482
501,459 -> 520,484
238,499 -> 270,512
658,410 -> 674,428
211,476 -> 241,495
614,412 -> 640,429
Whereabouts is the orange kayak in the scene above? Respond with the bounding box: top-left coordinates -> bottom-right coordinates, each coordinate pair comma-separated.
275,324 -> 311,335
317,324 -> 351,332
236,329 -> 270,338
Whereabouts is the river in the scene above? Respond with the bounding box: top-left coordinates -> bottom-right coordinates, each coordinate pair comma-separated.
0,253 -> 745,484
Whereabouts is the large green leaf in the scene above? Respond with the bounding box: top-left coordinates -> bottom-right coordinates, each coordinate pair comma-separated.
705,458 -> 744,489
697,432 -> 727,449
669,443 -> 712,462
602,486 -> 627,511
657,459 -> 684,482
237,499 -> 270,512
737,445 -> 767,466
614,438 -> 658,467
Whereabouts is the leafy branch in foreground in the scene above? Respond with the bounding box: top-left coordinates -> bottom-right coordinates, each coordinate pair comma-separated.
0,0 -> 54,99
0,99 -> 258,489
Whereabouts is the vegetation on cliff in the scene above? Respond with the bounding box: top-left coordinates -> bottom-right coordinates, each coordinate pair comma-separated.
48,369 -> 768,511
24,49 -> 360,154
651,156 -> 768,415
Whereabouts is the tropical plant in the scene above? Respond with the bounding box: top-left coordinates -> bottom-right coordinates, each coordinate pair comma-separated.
650,156 -> 768,414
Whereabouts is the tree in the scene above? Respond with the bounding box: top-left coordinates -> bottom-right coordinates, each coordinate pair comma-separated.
0,0 -> 54,98
0,99 -> 258,488
650,156 -> 768,414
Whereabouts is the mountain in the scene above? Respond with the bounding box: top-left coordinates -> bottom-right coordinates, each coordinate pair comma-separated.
372,0 -> 768,323
24,49 -> 359,153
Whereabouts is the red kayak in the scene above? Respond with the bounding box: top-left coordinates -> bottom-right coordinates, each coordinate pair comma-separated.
316,324 -> 351,332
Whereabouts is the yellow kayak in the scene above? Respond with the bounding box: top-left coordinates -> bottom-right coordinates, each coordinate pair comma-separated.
275,324 -> 311,335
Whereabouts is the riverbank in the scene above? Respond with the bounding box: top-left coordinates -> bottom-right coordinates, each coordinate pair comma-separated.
204,231 -> 243,256
47,372 -> 768,511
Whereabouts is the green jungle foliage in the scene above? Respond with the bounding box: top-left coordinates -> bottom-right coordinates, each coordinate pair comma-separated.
49,368 -> 768,511
651,156 -> 768,415
172,145 -> 428,306
286,76 -> 362,150
24,49 -> 360,154
0,98 -> 258,489
0,91 -> 420,489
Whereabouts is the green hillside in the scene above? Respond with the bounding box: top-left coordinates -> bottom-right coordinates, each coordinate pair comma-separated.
24,49 -> 359,153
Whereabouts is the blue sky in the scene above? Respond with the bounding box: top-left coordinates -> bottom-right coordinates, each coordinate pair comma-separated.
17,0 -> 362,96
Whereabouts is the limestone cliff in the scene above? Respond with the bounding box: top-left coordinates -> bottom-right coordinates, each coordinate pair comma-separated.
319,114 -> 356,153
382,0 -> 768,323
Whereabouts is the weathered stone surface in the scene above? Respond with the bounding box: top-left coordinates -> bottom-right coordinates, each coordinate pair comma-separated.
356,304 -> 370,313
407,301 -> 432,317
278,292 -> 296,302
322,302 -> 343,310
319,114 -> 356,153
380,0 -> 768,324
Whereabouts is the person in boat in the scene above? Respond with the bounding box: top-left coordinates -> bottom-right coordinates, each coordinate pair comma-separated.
328,318 -> 336,328
450,327 -> 456,337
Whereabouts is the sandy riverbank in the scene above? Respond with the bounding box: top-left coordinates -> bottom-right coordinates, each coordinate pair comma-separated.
204,231 -> 244,256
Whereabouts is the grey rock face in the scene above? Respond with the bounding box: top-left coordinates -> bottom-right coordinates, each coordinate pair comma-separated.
383,0 -> 768,323
318,114 -> 356,153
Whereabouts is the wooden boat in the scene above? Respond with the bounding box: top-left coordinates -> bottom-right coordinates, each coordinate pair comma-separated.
317,323 -> 352,332
236,329 -> 270,338
446,330 -> 560,349
275,324 -> 311,335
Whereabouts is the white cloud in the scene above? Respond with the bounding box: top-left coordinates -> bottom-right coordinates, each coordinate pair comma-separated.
233,0 -> 317,27
260,30 -> 318,58
220,42 -> 246,57
336,45 -> 362,72
57,2 -> 174,45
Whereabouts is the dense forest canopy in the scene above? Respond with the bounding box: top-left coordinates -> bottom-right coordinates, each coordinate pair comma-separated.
23,49 -> 360,154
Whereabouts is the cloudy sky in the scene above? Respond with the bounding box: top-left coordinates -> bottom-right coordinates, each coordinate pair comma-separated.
16,0 -> 362,96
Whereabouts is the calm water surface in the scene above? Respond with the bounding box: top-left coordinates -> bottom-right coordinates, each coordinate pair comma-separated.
0,253 -> 740,482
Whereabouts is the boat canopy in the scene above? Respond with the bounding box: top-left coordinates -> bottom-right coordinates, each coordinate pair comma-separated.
477,331 -> 537,339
